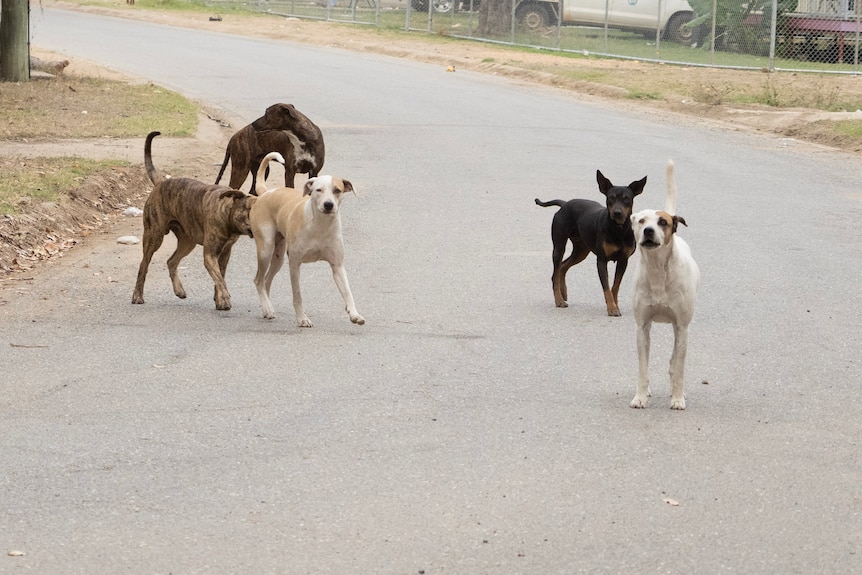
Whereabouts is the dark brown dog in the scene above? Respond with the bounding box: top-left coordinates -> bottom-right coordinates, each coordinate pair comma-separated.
214,103 -> 325,193
132,131 -> 256,311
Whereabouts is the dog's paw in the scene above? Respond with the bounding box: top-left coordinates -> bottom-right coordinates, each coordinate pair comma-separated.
350,313 -> 365,325
216,301 -> 232,311
297,316 -> 313,328
555,301 -> 568,308
630,395 -> 648,409
607,308 -> 622,317
131,294 -> 144,305
670,397 -> 686,410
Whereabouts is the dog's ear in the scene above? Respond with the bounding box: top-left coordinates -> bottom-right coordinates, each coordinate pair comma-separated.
672,215 -> 688,232
596,170 -> 612,196
281,103 -> 299,121
629,176 -> 647,196
303,178 -> 316,196
219,190 -> 248,201
252,103 -> 282,130
341,179 -> 356,195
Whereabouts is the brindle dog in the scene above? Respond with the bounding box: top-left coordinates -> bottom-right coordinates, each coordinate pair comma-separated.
132,131 -> 256,311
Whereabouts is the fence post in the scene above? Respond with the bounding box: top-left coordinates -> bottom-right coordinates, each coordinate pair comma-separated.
768,0 -> 777,71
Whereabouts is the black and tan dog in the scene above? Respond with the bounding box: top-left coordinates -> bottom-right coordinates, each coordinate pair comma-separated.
214,103 -> 325,193
535,170 -> 646,316
132,131 -> 256,311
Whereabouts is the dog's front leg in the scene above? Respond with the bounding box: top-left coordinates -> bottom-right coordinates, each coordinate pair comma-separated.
331,263 -> 365,325
631,321 -> 652,408
669,323 -> 689,410
132,229 -> 165,304
288,259 -> 312,327
610,258 -> 628,311
597,258 -> 620,316
167,233 -> 197,301
202,245 -> 232,311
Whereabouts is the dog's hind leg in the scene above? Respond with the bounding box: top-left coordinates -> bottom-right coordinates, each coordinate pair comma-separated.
556,244 -> 590,307
263,234 -> 285,296
253,230 -> 280,319
331,263 -> 365,325
631,320 -> 653,408
166,231 -> 196,300
669,324 -> 689,410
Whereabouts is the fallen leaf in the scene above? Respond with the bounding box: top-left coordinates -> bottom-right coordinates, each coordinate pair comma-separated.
663,498 -> 680,506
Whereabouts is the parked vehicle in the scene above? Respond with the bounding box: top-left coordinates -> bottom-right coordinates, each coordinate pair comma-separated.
411,0 -> 475,13
516,0 -> 697,44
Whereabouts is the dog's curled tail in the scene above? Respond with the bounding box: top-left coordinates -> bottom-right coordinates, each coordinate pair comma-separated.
665,159 -> 677,215
534,198 -> 566,208
144,131 -> 164,186
253,152 -> 286,196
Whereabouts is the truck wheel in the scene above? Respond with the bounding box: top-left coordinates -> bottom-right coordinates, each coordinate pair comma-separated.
665,12 -> 696,44
516,3 -> 550,31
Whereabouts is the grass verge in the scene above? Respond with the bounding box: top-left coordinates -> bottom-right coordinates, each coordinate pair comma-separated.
0,157 -> 129,215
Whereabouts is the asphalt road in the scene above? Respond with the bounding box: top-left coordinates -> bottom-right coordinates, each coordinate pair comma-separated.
2,7 -> 861,574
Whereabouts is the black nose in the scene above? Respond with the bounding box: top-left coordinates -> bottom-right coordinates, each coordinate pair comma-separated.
643,227 -> 655,237
323,201 -> 334,211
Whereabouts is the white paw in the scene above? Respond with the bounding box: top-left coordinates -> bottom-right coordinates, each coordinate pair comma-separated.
261,307 -> 276,320
670,397 -> 686,410
297,316 -> 313,328
350,313 -> 365,325
630,395 -> 648,409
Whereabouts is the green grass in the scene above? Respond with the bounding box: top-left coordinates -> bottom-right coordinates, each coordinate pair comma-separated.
0,76 -> 197,140
0,158 -> 129,215
834,120 -> 862,137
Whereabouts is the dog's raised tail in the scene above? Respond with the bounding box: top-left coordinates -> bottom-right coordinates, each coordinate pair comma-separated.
665,159 -> 677,215
252,152 -> 285,196
144,131 -> 164,186
535,198 -> 566,209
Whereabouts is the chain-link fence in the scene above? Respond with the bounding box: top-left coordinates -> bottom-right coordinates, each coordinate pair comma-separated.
217,0 -> 862,72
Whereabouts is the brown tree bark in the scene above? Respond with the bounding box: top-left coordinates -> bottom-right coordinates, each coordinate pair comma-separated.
1,0 -> 31,82
476,0 -> 513,37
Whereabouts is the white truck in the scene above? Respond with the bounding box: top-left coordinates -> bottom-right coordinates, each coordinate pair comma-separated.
412,0 -> 698,45
515,0 -> 697,43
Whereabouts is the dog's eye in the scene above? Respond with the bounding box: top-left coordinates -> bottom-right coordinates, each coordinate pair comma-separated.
658,218 -> 668,227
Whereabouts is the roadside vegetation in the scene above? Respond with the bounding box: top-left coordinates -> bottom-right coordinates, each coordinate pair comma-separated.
0,75 -> 196,215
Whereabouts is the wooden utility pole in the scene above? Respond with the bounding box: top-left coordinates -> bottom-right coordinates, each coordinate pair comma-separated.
0,0 -> 31,82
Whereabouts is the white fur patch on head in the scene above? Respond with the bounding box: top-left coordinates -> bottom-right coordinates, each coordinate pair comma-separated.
632,209 -> 673,250
304,175 -> 342,215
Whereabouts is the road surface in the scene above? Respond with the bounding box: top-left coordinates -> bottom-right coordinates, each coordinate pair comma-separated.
2,7 -> 861,573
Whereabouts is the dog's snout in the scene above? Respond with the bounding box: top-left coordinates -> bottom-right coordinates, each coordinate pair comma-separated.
323,201 -> 334,212
643,227 -> 655,238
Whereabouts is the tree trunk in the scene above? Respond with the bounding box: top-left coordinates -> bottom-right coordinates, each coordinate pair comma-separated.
0,0 -> 31,82
477,0 -> 513,37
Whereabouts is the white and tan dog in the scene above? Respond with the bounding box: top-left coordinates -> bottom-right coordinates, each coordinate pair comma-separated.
249,154 -> 364,327
630,160 -> 700,410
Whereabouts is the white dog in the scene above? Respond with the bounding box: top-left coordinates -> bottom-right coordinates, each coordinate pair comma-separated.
630,160 -> 700,410
249,154 -> 364,327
